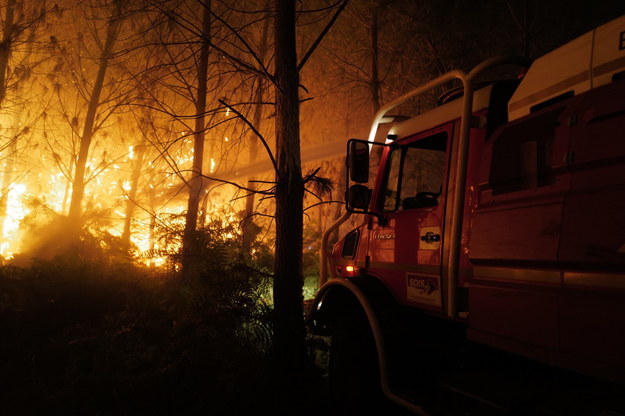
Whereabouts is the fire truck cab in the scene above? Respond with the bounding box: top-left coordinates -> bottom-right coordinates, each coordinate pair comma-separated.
309,14 -> 625,415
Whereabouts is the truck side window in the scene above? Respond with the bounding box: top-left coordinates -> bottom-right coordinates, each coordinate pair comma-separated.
382,132 -> 447,211
489,108 -> 562,195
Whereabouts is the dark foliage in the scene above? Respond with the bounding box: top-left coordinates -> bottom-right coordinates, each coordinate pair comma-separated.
0,227 -> 325,415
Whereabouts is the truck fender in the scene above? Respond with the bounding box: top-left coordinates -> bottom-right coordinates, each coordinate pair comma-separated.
308,275 -> 395,335
308,276 -> 431,416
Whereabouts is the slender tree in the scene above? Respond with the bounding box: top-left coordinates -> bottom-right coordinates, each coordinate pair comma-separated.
121,139 -> 147,246
241,5 -> 270,258
66,0 -> 125,231
0,0 -> 16,105
181,0 -> 211,277
272,0 -> 307,381
0,0 -> 57,250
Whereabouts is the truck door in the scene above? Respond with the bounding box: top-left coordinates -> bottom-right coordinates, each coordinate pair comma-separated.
367,125 -> 452,313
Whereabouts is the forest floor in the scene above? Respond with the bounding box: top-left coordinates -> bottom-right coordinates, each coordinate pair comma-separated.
0,257 -> 335,416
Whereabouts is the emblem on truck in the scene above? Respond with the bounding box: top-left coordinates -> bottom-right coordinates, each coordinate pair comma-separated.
374,233 -> 395,240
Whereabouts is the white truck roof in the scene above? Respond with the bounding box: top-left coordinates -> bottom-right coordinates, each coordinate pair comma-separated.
508,14 -> 625,121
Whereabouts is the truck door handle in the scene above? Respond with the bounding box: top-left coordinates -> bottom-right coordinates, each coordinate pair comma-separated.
420,232 -> 440,243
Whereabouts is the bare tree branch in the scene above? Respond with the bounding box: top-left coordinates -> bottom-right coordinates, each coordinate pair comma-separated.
298,0 -> 349,71
218,98 -> 277,173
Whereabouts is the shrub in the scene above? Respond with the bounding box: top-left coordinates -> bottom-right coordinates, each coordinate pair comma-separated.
0,225 -> 277,415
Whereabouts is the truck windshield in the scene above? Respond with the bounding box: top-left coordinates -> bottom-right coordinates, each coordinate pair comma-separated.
382,132 -> 447,211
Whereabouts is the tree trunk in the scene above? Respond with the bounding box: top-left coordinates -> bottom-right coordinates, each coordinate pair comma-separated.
0,0 -> 16,106
0,140 -> 15,241
121,141 -> 147,247
273,0 -> 307,382
181,0 -> 211,278
242,6 -> 271,259
241,79 -> 263,257
148,183 -> 156,251
0,0 -> 18,237
67,1 -> 123,232
0,11 -> 38,241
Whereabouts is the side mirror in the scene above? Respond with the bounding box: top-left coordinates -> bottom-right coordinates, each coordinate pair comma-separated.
346,184 -> 371,211
348,140 -> 369,183
344,138 -> 387,223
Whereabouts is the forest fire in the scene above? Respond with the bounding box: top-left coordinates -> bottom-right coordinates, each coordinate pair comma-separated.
1,1 -> 624,415
0,178 -> 186,266
1,182 -> 27,258
0,0 -> 280,271
0,170 -> 241,267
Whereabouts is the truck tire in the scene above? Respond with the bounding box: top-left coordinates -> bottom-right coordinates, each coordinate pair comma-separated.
329,311 -> 386,412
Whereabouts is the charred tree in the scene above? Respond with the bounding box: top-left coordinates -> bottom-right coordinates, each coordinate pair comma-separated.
242,8 -> 270,259
0,0 -> 18,240
0,1 -> 51,247
67,0 -> 124,232
121,141 -> 147,247
181,0 -> 211,278
241,77 -> 264,258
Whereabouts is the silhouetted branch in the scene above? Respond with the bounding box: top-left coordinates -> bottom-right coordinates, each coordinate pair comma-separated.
304,200 -> 345,212
209,8 -> 274,84
218,98 -> 277,173
198,172 -> 274,196
298,0 -> 349,71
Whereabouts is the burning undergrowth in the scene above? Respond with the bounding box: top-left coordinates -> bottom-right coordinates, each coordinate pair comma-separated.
8,197 -> 128,267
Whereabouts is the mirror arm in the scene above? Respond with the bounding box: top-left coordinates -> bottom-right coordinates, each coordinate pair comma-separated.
346,204 -> 387,226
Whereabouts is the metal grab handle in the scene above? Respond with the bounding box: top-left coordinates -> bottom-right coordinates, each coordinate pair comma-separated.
420,232 -> 441,243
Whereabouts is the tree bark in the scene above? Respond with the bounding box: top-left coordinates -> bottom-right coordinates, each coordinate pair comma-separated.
182,0 -> 211,278
272,0 -> 307,379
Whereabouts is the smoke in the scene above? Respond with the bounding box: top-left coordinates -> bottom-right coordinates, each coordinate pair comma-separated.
11,203 -> 79,267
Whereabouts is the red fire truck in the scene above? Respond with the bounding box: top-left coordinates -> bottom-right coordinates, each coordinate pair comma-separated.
309,14 -> 625,415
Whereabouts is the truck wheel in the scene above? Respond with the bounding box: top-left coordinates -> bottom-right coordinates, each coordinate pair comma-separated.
329,311 -> 385,412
